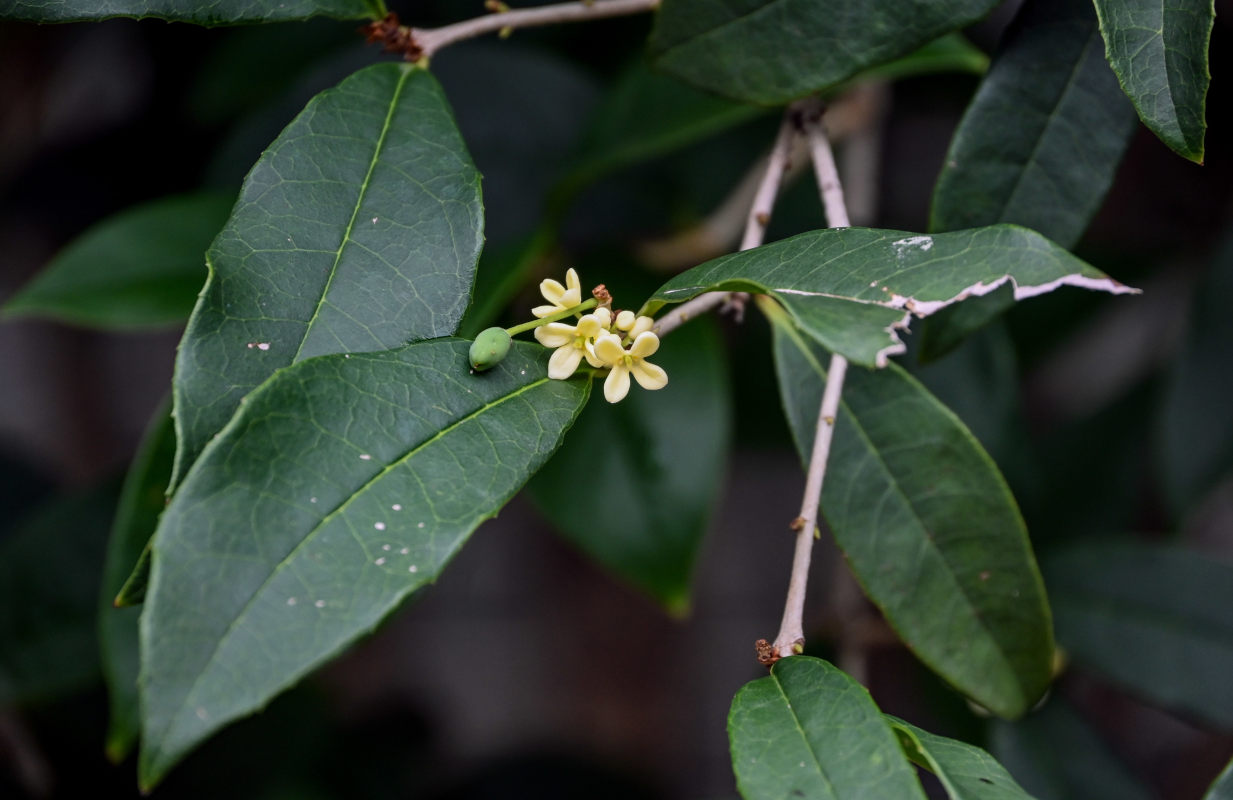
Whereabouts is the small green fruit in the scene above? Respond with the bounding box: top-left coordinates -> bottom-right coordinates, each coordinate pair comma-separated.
469,327 -> 512,371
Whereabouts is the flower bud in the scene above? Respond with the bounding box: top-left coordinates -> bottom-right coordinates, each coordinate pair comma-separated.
469,327 -> 512,371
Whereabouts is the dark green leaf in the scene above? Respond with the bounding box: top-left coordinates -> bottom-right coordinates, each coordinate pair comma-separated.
0,0 -> 381,24
1206,759 -> 1233,800
2,193 -> 232,330
139,340 -> 589,788
1044,540 -> 1233,729
645,225 -> 1135,368
99,403 -> 175,762
770,311 -> 1053,718
1092,0 -> 1213,162
171,63 -> 483,488
990,697 -> 1152,800
1159,233 -> 1233,515
648,0 -> 999,105
857,33 -> 989,83
561,60 -> 764,195
729,656 -> 926,800
930,0 -> 1136,247
887,716 -> 1038,799
0,488 -> 116,705
528,318 -> 730,613
921,0 -> 1137,361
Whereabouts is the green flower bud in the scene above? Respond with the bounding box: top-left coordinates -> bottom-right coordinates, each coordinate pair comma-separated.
469,327 -> 512,371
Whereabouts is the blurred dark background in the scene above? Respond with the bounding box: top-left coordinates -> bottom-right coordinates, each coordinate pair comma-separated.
2,0 -> 1232,797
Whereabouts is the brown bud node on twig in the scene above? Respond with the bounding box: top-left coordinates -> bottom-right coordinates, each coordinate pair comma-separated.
360,13 -> 424,61
789,516 -> 806,531
755,638 -> 779,667
591,284 -> 612,308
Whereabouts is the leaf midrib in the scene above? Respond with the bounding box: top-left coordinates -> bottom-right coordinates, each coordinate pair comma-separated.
768,670 -> 839,799
292,65 -> 411,363
156,364 -> 553,747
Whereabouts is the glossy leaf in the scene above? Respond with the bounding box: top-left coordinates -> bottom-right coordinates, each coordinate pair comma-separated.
99,404 -> 175,762
991,697 -> 1152,800
771,312 -> 1053,718
648,0 -> 998,105
1159,232 -> 1233,515
0,0 -> 382,24
887,716 -> 1038,799
921,0 -> 1137,361
1092,0 -> 1213,162
931,0 -> 1136,248
139,340 -> 589,788
0,488 -> 115,705
645,225 -> 1135,368
528,318 -> 730,613
1207,759 -> 1233,800
1044,540 -> 1233,729
171,63 -> 483,488
2,193 -> 233,330
729,656 -> 926,800
858,33 -> 989,82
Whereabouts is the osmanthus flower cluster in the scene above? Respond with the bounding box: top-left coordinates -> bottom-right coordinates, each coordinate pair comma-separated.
468,268 -> 668,403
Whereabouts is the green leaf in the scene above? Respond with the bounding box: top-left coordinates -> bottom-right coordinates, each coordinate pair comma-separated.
990,697 -> 1152,800
99,403 -> 175,762
560,60 -> 764,195
171,63 -> 483,488
0,488 -> 116,706
1092,0 -> 1213,162
1044,540 -> 1233,729
0,0 -> 382,24
920,0 -> 1138,362
930,0 -> 1136,249
1206,758 -> 1233,800
769,313 -> 1053,718
1159,232 -> 1233,516
139,340 -> 589,788
527,318 -> 730,614
645,225 -> 1135,368
858,33 -> 990,82
2,193 -> 233,330
729,656 -> 925,800
648,0 -> 999,105
886,716 -> 1038,799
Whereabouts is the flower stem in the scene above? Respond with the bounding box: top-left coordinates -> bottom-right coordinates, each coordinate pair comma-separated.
505,298 -> 597,336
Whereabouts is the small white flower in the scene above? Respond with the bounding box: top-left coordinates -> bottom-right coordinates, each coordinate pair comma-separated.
534,312 -> 608,379
532,268 -> 583,318
593,331 -> 668,403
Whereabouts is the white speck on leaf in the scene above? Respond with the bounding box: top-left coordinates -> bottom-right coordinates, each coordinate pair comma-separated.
408,564 -> 418,573
375,557 -> 386,566
891,235 -> 933,256
310,497 -> 317,503
315,600 -> 326,608
359,454 -> 372,460
371,216 -> 378,224
256,342 -> 270,351
399,548 -> 409,555
417,522 -> 425,529
286,597 -> 297,606
374,522 -> 386,531
382,544 -> 391,551
196,707 -> 209,720
392,504 -> 402,511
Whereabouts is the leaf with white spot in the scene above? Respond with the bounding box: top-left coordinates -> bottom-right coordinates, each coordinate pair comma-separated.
139,340 -> 589,789
170,63 -> 483,488
643,225 -> 1135,367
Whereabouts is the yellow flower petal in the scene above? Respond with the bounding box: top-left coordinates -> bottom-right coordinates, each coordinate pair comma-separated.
575,314 -> 604,338
534,322 -> 576,348
565,268 -> 580,293
531,304 -> 559,319
548,345 -> 584,380
630,360 -> 668,391
604,364 -> 631,403
593,333 -> 627,365
615,310 -> 636,331
628,331 -> 660,358
630,315 -> 654,338
594,307 -> 613,328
